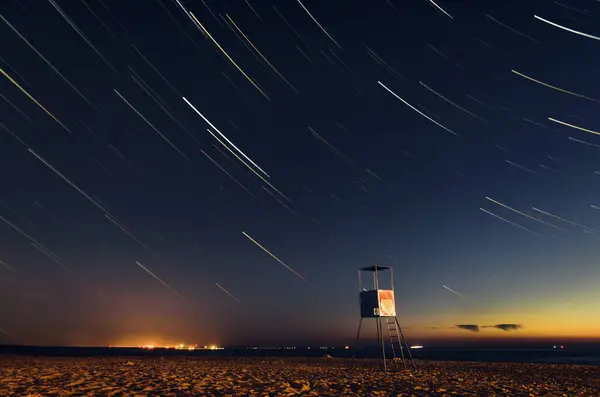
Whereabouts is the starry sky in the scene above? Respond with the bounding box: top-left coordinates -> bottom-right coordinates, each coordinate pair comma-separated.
1,0 -> 600,348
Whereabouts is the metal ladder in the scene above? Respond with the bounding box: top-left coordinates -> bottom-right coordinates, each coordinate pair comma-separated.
385,317 -> 405,369
385,317 -> 417,370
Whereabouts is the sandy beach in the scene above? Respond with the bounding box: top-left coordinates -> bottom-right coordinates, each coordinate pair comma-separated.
1,356 -> 598,396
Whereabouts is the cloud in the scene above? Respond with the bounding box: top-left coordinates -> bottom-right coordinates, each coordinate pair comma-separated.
455,324 -> 480,332
430,324 -> 523,333
485,324 -> 522,332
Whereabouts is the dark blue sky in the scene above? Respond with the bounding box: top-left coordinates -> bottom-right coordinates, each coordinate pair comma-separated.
1,0 -> 599,347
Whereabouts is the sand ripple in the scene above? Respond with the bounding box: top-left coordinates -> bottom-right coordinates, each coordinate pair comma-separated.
0,357 -> 598,396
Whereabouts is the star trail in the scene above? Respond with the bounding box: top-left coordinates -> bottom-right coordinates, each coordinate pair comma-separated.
0,0 -> 599,348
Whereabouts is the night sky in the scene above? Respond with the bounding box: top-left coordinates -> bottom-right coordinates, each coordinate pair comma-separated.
1,0 -> 599,348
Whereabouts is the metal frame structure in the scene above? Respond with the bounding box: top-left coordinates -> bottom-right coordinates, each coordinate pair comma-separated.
351,265 -> 417,372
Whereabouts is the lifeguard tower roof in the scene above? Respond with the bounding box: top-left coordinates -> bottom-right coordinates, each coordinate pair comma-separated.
359,265 -> 391,272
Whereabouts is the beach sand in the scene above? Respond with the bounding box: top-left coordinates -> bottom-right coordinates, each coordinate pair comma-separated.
1,356 -> 598,396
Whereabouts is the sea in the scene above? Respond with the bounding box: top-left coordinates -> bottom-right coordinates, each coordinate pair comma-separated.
2,344 -> 600,366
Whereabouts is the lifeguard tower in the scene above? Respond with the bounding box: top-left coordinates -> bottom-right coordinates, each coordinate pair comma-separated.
351,265 -> 416,371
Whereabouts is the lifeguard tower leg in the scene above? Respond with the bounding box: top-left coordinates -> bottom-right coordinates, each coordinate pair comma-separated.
395,317 -> 417,371
377,317 -> 387,371
350,317 -> 363,369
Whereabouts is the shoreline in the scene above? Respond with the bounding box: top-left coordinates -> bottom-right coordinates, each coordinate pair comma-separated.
3,344 -> 600,367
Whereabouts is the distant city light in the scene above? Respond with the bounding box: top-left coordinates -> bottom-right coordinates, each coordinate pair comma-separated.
137,343 -> 222,350
410,345 -> 424,349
